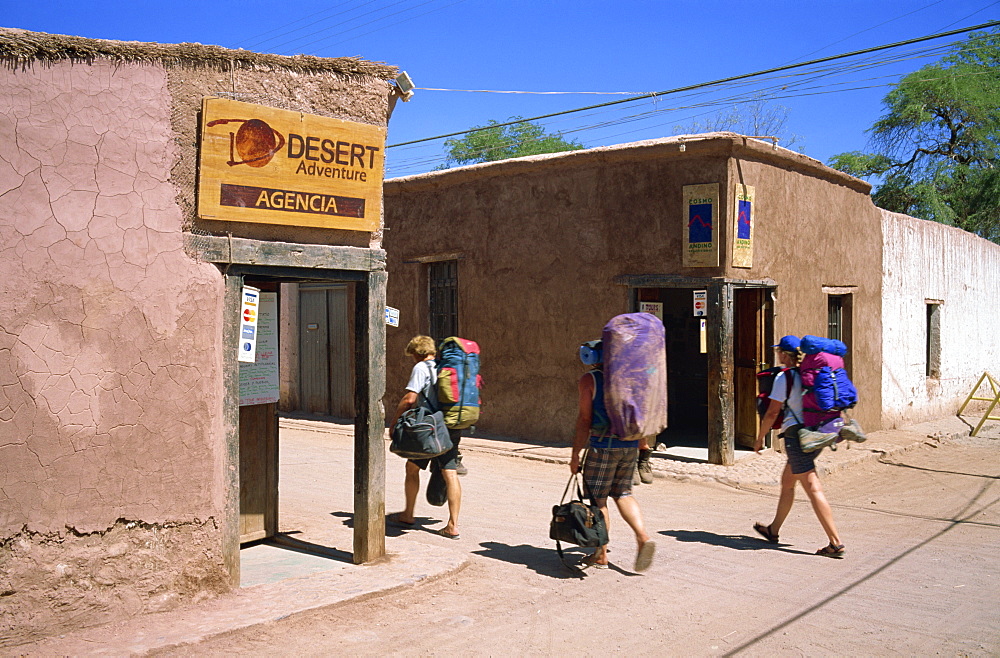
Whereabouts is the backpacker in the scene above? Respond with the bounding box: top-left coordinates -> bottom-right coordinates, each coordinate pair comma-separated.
601,313 -> 668,439
756,366 -> 793,430
799,335 -> 858,428
436,337 -> 482,430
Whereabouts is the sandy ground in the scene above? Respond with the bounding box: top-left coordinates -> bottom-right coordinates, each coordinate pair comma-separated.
146,428 -> 1000,657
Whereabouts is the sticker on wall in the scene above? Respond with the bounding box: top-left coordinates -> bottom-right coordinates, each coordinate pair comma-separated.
385,306 -> 400,327
682,183 -> 720,267
732,184 -> 755,268
693,290 -> 707,317
238,286 -> 261,363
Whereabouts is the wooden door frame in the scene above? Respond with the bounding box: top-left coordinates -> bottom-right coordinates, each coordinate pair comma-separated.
189,235 -> 387,588
621,274 -> 774,466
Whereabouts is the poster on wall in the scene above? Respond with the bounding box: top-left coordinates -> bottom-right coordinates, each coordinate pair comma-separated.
198,97 -> 386,231
732,184 -> 755,268
239,292 -> 279,406
682,183 -> 720,267
639,301 -> 663,321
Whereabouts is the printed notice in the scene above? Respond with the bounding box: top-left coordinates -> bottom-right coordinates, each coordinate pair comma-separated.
683,183 -> 720,267
239,292 -> 279,406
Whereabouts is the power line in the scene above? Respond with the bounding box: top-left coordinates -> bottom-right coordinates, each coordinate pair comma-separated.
386,19 -> 1000,149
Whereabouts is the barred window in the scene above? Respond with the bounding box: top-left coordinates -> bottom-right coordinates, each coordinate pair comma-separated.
429,260 -> 458,344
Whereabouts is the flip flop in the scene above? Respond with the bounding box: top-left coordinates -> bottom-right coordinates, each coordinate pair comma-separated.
634,540 -> 656,573
437,528 -> 460,540
816,543 -> 845,558
387,512 -> 414,527
753,522 -> 779,544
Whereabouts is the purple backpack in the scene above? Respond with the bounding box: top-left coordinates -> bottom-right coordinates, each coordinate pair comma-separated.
799,335 -> 858,428
601,313 -> 668,439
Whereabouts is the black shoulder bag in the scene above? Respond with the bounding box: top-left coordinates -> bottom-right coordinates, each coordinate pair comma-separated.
550,450 -> 609,567
390,362 -> 453,460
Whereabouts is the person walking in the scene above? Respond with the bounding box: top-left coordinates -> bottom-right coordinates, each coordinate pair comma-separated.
388,335 -> 462,539
570,340 -> 656,572
753,335 -> 845,558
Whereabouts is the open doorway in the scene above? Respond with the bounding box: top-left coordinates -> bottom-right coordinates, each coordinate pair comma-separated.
636,287 -> 708,451
234,273 -> 371,587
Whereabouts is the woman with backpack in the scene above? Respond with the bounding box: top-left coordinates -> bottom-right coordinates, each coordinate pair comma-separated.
753,335 -> 845,558
387,335 -> 462,539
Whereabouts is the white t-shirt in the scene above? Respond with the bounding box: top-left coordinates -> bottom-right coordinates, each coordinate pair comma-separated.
769,369 -> 804,431
405,359 -> 437,398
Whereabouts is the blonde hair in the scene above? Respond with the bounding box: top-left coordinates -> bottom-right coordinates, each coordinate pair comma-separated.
779,347 -> 802,366
405,335 -> 436,358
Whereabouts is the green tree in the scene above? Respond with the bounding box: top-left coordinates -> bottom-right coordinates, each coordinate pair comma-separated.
440,117 -> 584,168
829,29 -> 1000,242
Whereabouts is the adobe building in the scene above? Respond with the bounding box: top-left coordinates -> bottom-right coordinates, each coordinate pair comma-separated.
0,28 -> 399,645
382,133 -> 1000,462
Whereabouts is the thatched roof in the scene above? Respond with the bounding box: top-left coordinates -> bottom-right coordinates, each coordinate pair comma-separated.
0,27 -> 398,79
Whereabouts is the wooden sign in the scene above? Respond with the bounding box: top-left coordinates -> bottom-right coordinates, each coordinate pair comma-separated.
198,98 -> 385,231
732,184 -> 755,268
682,183 -> 720,267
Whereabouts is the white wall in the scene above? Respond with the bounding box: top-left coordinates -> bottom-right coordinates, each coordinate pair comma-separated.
881,210 -> 1000,428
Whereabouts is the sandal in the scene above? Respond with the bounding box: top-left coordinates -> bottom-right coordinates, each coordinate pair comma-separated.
816,543 -> 845,558
753,522 -> 779,544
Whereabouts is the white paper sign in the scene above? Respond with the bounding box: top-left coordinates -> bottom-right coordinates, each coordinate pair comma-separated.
385,306 -> 400,327
239,292 -> 279,406
639,301 -> 663,321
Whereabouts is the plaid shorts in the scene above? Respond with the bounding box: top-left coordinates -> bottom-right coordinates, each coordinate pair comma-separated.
583,447 -> 638,500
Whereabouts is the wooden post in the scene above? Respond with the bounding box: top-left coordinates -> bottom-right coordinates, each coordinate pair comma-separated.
222,272 -> 242,586
353,271 -> 387,563
707,282 -> 735,465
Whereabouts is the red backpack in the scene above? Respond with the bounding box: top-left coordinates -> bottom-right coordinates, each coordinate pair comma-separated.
756,367 -> 793,430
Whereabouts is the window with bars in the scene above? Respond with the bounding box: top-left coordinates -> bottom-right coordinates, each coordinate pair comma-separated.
428,260 -> 458,344
827,294 -> 853,373
926,302 -> 941,378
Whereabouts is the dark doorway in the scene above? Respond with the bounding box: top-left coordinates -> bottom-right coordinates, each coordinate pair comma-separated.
637,287 -> 709,448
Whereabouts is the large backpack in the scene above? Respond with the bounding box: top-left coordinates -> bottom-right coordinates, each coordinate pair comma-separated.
756,366 -> 793,430
799,335 -> 858,427
601,313 -> 668,439
436,337 -> 482,430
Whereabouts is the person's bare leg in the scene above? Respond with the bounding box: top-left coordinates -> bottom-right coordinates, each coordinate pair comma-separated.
586,499 -> 611,565
798,470 -> 842,546
613,495 -> 651,547
399,460 -> 420,524
768,463 -> 797,535
440,468 -> 461,536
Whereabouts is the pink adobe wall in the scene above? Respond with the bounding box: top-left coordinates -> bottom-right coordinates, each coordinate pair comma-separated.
0,60 -> 226,537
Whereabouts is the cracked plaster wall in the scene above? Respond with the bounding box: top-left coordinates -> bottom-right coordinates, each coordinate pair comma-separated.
0,59 -> 228,642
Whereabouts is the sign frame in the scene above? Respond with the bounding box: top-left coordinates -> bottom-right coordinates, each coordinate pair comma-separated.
198,97 -> 386,231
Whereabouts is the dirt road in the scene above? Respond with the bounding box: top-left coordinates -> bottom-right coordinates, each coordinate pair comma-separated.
155,431 -> 1000,656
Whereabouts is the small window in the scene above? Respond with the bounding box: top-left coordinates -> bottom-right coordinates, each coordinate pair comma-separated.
428,260 -> 458,344
926,302 -> 941,378
827,294 -> 853,373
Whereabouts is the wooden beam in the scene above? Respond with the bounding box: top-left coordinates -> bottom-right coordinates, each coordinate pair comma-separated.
707,282 -> 735,466
221,273 -> 242,587
185,234 -> 386,272
353,270 -> 387,563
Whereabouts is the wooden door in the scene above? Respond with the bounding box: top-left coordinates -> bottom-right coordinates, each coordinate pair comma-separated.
733,289 -> 771,449
299,286 -> 354,417
239,403 -> 278,543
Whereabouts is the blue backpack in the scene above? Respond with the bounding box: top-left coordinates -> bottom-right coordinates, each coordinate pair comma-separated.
436,337 -> 482,430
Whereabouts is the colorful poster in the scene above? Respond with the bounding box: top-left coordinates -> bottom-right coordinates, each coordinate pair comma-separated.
732,184 -> 755,268
682,183 -> 720,267
239,292 -> 279,406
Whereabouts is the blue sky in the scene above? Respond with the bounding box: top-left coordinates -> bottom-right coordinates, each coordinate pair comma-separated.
3,0 -> 998,177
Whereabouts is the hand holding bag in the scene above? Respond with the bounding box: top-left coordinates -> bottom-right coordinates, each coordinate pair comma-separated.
550,454 -> 608,568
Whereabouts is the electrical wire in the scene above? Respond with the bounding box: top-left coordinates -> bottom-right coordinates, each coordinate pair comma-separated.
386,20 -> 1000,149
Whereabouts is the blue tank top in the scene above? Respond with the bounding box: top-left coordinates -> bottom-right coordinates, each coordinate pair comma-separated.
588,369 -> 639,449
